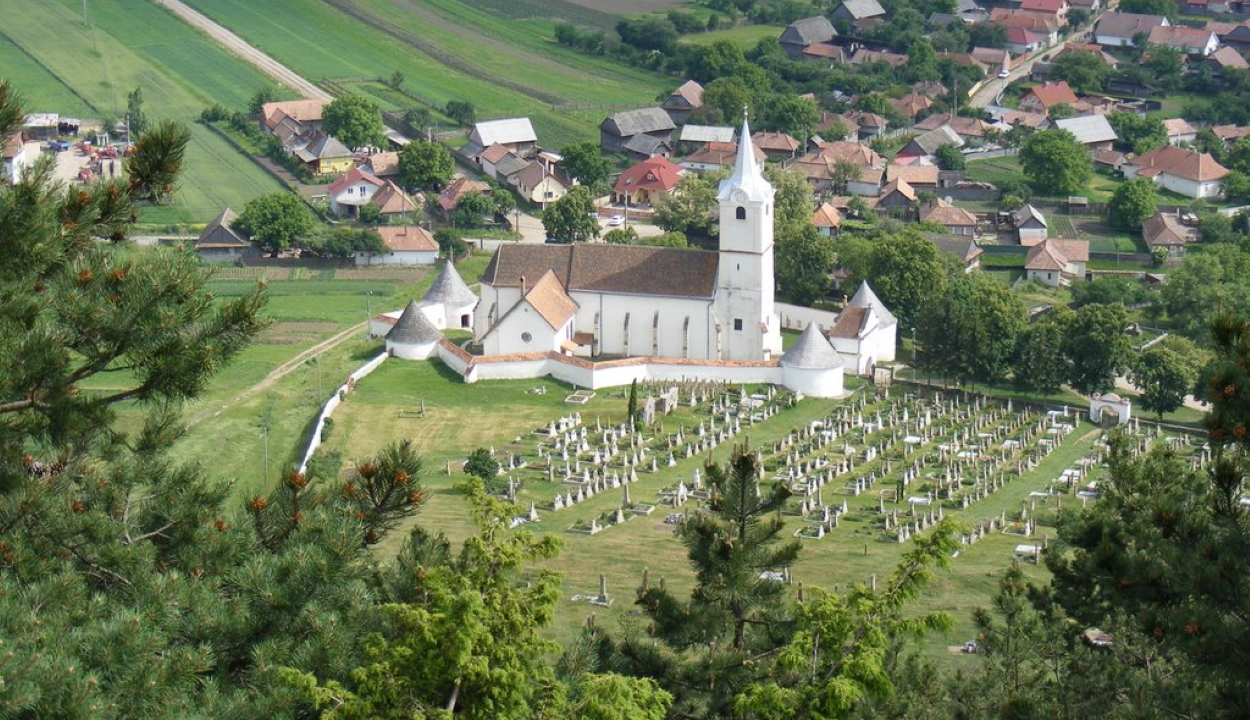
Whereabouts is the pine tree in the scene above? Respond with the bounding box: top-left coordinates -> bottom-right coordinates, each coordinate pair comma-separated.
0,81 -> 428,718
610,445 -> 800,719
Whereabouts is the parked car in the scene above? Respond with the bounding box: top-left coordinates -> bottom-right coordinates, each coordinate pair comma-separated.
607,214 -> 625,227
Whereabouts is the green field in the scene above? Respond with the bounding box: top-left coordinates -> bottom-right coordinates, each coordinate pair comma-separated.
179,0 -> 670,148
681,24 -> 786,47
0,0 -> 285,224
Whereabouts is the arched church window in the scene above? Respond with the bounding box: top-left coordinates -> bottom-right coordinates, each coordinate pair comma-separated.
652,311 -> 660,356
735,206 -> 746,220
623,313 -> 631,356
682,317 -> 690,359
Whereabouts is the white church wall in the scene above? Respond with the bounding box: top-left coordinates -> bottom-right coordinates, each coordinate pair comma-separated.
860,323 -> 898,367
782,365 -> 845,398
420,303 -> 447,330
775,302 -> 840,331
484,302 -> 562,356
387,339 -> 436,360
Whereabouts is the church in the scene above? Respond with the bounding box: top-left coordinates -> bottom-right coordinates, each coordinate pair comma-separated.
376,118 -> 895,398
474,117 -> 784,363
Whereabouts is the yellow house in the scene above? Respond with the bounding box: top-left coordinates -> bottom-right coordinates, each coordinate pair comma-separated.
292,131 -> 355,175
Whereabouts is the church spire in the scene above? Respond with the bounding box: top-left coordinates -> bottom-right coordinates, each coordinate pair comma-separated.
717,108 -> 773,203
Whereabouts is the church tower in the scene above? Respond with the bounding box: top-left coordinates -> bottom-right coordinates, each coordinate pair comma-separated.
714,114 -> 782,360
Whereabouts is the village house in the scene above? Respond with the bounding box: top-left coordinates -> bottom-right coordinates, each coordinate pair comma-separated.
832,0 -> 888,28
992,108 -> 1051,130
802,42 -> 849,63
1015,204 -> 1049,245
913,113 -> 991,143
959,0 -> 991,22
1209,45 -> 1250,72
1094,12 -> 1170,47
919,199 -> 978,235
1007,28 -> 1047,54
849,49 -> 910,67
889,93 -> 934,120
1164,118 -> 1199,146
814,112 -> 860,143
355,226 -> 439,266
290,130 -> 355,176
1211,123 -> 1250,147
897,125 -> 964,162
926,232 -> 984,271
600,108 -> 676,156
612,155 -> 685,207
876,178 -> 918,214
1025,238 -> 1088,286
1019,81 -> 1078,113
1223,24 -> 1250,53
679,124 -> 735,151
661,80 -> 704,125
1093,149 -> 1129,171
1020,0 -> 1070,24
1143,211 -> 1200,258
327,167 -> 387,218
1123,145 -> 1229,198
841,111 -> 889,140
813,202 -> 842,236
260,99 -> 326,134
780,16 -> 838,60
438,177 -> 491,215
1054,42 -> 1120,68
680,141 -> 765,174
885,164 -> 940,191
2,131 -> 29,185
788,141 -> 886,194
511,161 -> 567,205
751,131 -> 801,160
467,118 -> 537,159
990,9 -> 1060,45
1069,0 -> 1103,13
194,208 -> 258,264
1147,25 -> 1219,55
370,181 -> 418,220
362,151 -> 400,179
1053,115 -> 1118,151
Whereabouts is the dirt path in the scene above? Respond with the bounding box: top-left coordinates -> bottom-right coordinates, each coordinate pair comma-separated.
185,321 -> 367,428
150,0 -> 332,101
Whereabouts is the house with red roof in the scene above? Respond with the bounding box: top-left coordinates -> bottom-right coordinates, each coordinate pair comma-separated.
355,226 -> 439,266
327,167 -> 387,218
1021,0 -> 1070,24
612,156 -> 685,207
1019,81 -> 1078,113
1147,25 -> 1219,55
1026,238 -> 1088,286
1007,27 -> 1046,53
438,177 -> 491,213
1123,145 -> 1229,198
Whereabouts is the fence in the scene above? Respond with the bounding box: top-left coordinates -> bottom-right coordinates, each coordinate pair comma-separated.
297,352 -> 390,474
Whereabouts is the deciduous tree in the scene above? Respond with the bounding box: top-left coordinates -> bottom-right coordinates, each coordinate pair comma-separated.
1063,303 -> 1131,394
322,94 -> 387,150
776,222 -> 834,305
1020,129 -> 1092,195
398,139 -> 454,191
653,174 -> 718,236
235,192 -> 316,256
542,186 -> 599,243
1129,345 -> 1192,419
1109,177 -> 1157,230
561,142 -> 614,189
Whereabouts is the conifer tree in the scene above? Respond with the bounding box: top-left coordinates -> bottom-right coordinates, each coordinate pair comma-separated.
610,445 -> 800,719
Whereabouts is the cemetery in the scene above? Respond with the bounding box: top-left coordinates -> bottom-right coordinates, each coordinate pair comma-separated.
317,362 -> 1211,648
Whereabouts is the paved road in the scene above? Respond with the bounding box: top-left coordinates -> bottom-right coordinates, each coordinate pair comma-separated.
153,0 -> 331,101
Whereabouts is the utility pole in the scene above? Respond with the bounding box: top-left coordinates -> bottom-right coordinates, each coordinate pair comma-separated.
262,426 -> 269,484
316,355 -> 323,398
82,0 -> 89,26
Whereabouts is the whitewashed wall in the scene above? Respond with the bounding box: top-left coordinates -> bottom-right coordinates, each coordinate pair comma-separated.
297,352 -> 389,474
775,302 -> 839,331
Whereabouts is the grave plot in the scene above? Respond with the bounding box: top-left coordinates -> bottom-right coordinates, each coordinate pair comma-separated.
459,381 -> 794,534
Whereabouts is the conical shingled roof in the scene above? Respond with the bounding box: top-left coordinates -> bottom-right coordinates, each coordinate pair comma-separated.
422,259 -> 478,309
781,322 -> 844,369
850,282 -> 896,326
386,300 -> 442,345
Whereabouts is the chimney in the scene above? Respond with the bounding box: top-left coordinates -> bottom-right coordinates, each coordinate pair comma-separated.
521,275 -> 527,296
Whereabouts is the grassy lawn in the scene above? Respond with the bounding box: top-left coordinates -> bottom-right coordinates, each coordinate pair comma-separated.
0,0 -> 285,224
681,24 -> 786,47
0,34 -> 95,117
966,156 -> 1027,187
319,363 -> 1132,658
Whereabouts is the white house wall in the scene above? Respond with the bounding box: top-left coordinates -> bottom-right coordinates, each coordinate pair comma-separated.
354,250 -> 439,266
484,301 -> 567,356
570,292 -> 716,359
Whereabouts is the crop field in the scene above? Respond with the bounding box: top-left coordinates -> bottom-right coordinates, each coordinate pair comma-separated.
0,0 -> 285,224
180,0 -> 671,148
456,0 -> 679,25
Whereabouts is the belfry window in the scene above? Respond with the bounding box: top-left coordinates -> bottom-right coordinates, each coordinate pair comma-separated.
735,206 -> 746,220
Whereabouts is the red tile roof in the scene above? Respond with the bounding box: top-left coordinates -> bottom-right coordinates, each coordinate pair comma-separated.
326,167 -> 385,197
377,226 -> 437,253
1130,145 -> 1229,182
523,269 -> 579,329
1022,81 -> 1078,109
613,156 -> 684,195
